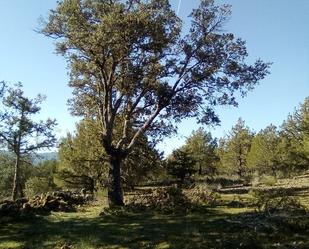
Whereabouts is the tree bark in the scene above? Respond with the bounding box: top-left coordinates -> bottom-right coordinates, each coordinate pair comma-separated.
12,155 -> 23,201
107,155 -> 124,207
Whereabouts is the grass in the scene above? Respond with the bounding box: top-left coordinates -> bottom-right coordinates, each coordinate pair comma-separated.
0,207 -> 248,248
1,177 -> 309,249
1,203 -> 309,248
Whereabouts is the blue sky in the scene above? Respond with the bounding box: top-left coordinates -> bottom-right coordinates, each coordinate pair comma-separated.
0,0 -> 308,155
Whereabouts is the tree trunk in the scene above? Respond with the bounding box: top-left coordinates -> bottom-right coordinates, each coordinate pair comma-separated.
198,162 -> 202,175
107,155 -> 124,207
272,167 -> 277,178
12,155 -> 23,201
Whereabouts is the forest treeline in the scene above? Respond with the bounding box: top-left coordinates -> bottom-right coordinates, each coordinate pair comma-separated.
1,89 -> 308,199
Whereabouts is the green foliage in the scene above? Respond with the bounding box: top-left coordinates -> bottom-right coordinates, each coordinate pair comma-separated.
31,160 -> 58,183
24,177 -> 52,197
166,148 -> 196,185
183,128 -> 218,176
247,125 -> 282,176
58,118 -> 106,192
23,160 -> 59,197
0,153 -> 14,198
0,83 -> 57,154
122,136 -> 163,189
0,83 -> 57,200
58,118 -> 162,191
217,118 -> 254,179
281,97 -> 309,172
0,153 -> 34,200
41,0 -> 269,135
42,0 -> 269,206
259,175 -> 277,186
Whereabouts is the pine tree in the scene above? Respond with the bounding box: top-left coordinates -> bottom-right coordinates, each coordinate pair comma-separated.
0,83 -> 57,200
183,128 -> 218,176
218,118 -> 253,179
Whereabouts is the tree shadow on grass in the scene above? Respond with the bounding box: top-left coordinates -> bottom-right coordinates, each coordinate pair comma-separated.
1,208 -> 309,249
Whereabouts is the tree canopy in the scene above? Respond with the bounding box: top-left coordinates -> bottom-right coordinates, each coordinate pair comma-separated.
42,0 -> 270,206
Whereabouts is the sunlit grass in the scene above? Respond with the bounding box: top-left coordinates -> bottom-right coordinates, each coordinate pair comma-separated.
0,241 -> 23,249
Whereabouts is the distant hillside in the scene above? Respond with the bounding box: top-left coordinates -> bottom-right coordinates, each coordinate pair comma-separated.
33,152 -> 58,165
0,151 -> 58,165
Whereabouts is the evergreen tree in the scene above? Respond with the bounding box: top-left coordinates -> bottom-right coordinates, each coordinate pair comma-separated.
166,148 -> 196,185
281,97 -> 309,171
0,153 -> 15,198
58,119 -> 106,193
58,118 -> 162,191
247,125 -> 281,176
0,83 -> 57,200
183,128 -> 218,176
218,118 -> 253,179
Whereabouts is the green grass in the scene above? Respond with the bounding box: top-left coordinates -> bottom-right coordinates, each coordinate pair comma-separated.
1,176 -> 309,249
1,202 -> 309,249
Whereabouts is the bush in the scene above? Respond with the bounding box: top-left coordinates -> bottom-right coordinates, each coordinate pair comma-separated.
259,175 -> 277,186
25,177 -> 53,197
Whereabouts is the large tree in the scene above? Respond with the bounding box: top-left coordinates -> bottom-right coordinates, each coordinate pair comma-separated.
42,0 -> 269,206
0,83 -> 57,200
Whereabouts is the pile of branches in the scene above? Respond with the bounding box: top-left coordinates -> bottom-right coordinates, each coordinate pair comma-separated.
0,191 -> 91,217
125,187 -> 193,214
251,189 -> 307,215
183,184 -> 220,207
122,186 -> 220,214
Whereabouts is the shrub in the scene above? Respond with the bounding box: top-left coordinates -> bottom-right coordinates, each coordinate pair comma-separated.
25,177 -> 52,197
259,175 -> 277,186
